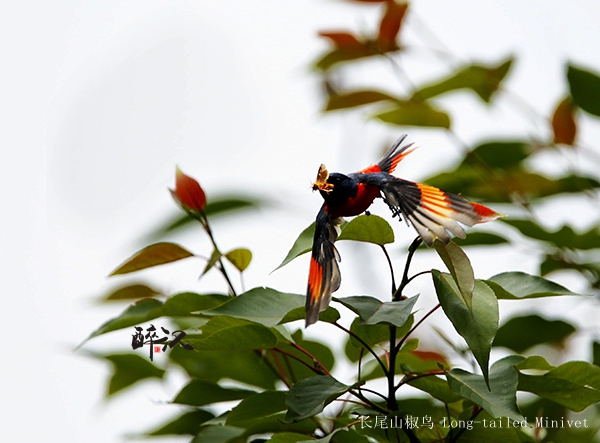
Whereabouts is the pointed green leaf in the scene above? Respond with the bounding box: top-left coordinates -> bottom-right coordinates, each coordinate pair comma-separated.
226,391 -> 288,426
484,271 -> 582,299
452,232 -> 509,246
274,223 -> 315,271
414,57 -> 513,103
374,100 -> 451,128
434,240 -> 474,308
101,283 -> 161,302
225,248 -> 252,272
191,425 -> 244,443
446,362 -> 523,421
337,214 -> 394,245
202,248 -> 223,276
325,90 -> 397,111
433,271 -> 498,385
202,287 -> 305,327
518,361 -> 600,412
146,410 -> 215,436
187,316 -> 278,350
85,298 -> 164,341
173,380 -> 255,406
334,295 -> 418,327
109,242 -> 194,276
567,64 -> 600,117
99,353 -> 165,396
493,315 -> 576,353
284,376 -> 350,422
466,140 -> 531,169
85,292 -> 228,342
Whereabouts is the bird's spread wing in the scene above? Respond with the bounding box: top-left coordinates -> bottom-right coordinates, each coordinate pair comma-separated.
359,173 -> 501,246
306,205 -> 342,327
358,134 -> 418,174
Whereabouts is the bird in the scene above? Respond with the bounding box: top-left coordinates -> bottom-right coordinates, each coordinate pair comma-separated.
305,134 -> 501,326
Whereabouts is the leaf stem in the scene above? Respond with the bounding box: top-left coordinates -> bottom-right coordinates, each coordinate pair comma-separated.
380,244 -> 397,293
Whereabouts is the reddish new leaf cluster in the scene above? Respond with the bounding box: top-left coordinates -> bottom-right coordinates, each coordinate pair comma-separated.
171,167 -> 207,212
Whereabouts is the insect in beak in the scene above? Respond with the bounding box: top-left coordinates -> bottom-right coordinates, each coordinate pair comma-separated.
312,164 -> 334,193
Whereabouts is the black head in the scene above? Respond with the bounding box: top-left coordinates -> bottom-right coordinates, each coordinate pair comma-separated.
318,172 -> 357,207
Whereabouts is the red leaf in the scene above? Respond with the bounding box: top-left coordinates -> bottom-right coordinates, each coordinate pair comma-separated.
378,2 -> 408,51
552,97 -> 577,146
411,350 -> 448,367
172,167 -> 207,211
318,31 -> 363,50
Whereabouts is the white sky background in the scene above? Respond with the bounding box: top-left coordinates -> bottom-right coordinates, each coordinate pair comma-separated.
3,1 -> 600,441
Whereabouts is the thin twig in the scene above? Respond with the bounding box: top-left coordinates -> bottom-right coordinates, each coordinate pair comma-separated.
290,342 -> 331,375
333,322 -> 388,377
395,303 -> 441,355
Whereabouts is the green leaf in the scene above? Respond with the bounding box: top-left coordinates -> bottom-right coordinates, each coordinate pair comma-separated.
484,271 -> 582,299
173,380 -> 255,406
202,248 -> 223,276
374,99 -> 451,128
452,232 -> 510,247
284,376 -> 350,422
567,64 -> 600,117
446,362 -> 523,421
99,353 -> 165,396
202,287 -> 305,327
502,219 -> 600,250
85,298 -> 163,341
433,271 -> 498,386
187,316 -> 278,350
493,315 -> 576,353
518,361 -> 600,412
84,292 -> 228,342
314,45 -> 374,72
226,391 -> 288,426
101,282 -> 161,302
334,295 -> 418,327
225,248 -> 252,272
337,214 -> 394,245
344,316 -> 413,362
192,425 -> 245,443
274,223 -> 315,271
109,242 -> 194,276
146,410 -> 215,436
434,240 -> 475,308
325,90 -> 397,111
514,355 -> 554,371
407,375 -> 463,404
414,57 -> 513,103
466,141 -> 531,169
269,433 -> 316,443
169,347 -> 278,389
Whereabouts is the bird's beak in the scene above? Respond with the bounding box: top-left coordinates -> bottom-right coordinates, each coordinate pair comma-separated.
312,164 -> 334,193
